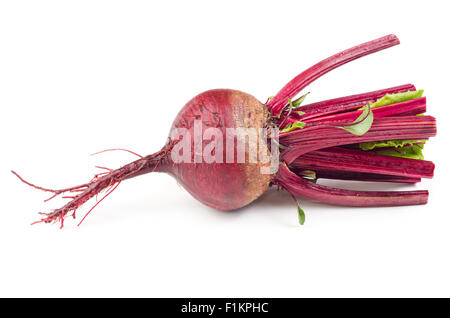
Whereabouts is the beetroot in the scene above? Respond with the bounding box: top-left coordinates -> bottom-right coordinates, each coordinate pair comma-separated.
13,34 -> 437,227
163,89 -> 273,210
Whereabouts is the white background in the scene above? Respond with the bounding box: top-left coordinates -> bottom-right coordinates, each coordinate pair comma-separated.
1,0 -> 449,297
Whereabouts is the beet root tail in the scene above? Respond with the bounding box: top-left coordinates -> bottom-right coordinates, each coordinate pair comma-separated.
13,141 -> 175,228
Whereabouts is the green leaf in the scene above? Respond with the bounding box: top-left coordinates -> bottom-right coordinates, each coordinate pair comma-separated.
292,92 -> 310,108
338,104 -> 373,136
280,121 -> 306,133
359,139 -> 425,151
300,170 -> 316,179
297,205 -> 306,225
373,145 -> 424,160
360,140 -> 426,160
341,90 -> 422,136
359,89 -> 424,110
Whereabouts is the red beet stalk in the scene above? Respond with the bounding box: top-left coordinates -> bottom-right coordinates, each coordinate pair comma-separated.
295,170 -> 421,184
267,34 -> 401,116
287,84 -> 416,122
275,164 -> 429,207
280,115 -> 436,163
282,95 -> 426,129
304,97 -> 426,126
290,147 -> 434,179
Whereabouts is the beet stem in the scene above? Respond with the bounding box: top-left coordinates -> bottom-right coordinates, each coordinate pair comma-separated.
280,116 -> 436,163
267,34 -> 400,116
300,170 -> 421,183
274,164 -> 428,207
290,147 -> 434,179
288,84 -> 416,122
302,97 -> 426,126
